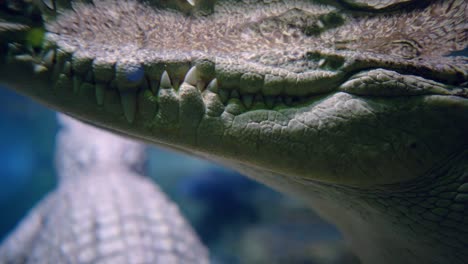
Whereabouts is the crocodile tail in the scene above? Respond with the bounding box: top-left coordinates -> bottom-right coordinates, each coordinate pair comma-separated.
55,114 -> 147,182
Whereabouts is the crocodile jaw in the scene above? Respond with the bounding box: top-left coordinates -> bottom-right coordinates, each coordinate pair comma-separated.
1,1 -> 468,262
1,0 -> 467,187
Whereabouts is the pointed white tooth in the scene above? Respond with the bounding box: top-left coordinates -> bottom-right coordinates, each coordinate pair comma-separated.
7,43 -> 19,54
187,0 -> 195,6
14,54 -> 34,62
207,79 -> 218,93
317,20 -> 324,29
120,92 -> 137,123
95,84 -> 106,106
42,49 -> 55,68
41,0 -> 55,10
184,66 -> 200,86
318,59 -> 326,67
160,71 -> 172,89
33,64 -> 48,74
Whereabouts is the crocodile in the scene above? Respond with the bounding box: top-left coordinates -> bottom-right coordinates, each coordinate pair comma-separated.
0,0 -> 467,263
0,113 -> 209,263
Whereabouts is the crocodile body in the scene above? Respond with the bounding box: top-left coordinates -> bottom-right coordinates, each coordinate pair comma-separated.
0,114 -> 209,264
0,0 -> 467,263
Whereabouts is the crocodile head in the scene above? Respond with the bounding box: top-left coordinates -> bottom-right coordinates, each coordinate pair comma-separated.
1,0 -> 467,263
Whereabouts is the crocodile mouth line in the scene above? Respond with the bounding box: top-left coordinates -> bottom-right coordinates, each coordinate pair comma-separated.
2,31 -> 466,126
1,36 -> 339,122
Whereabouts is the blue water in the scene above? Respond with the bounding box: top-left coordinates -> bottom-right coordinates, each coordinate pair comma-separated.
0,87 -> 57,242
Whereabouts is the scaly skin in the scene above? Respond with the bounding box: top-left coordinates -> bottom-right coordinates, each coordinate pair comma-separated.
0,114 -> 209,264
0,0 -> 467,263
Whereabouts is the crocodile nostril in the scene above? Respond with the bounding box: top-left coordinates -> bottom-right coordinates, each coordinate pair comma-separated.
301,12 -> 345,36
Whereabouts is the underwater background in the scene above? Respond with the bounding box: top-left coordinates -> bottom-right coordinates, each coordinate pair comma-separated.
0,86 -> 360,264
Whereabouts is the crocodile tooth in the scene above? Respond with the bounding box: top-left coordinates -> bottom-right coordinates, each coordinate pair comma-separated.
42,49 -> 55,68
318,59 -> 326,68
95,84 -> 106,106
187,0 -> 195,6
6,44 -> 20,62
14,54 -> 34,62
242,95 -> 253,109
184,66 -> 200,87
317,20 -> 324,29
120,92 -> 137,123
33,64 -> 48,74
207,79 -> 219,93
41,0 -> 55,10
160,71 -> 172,89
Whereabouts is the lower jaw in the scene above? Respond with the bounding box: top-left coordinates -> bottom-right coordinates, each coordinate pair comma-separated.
2,53 -> 468,189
